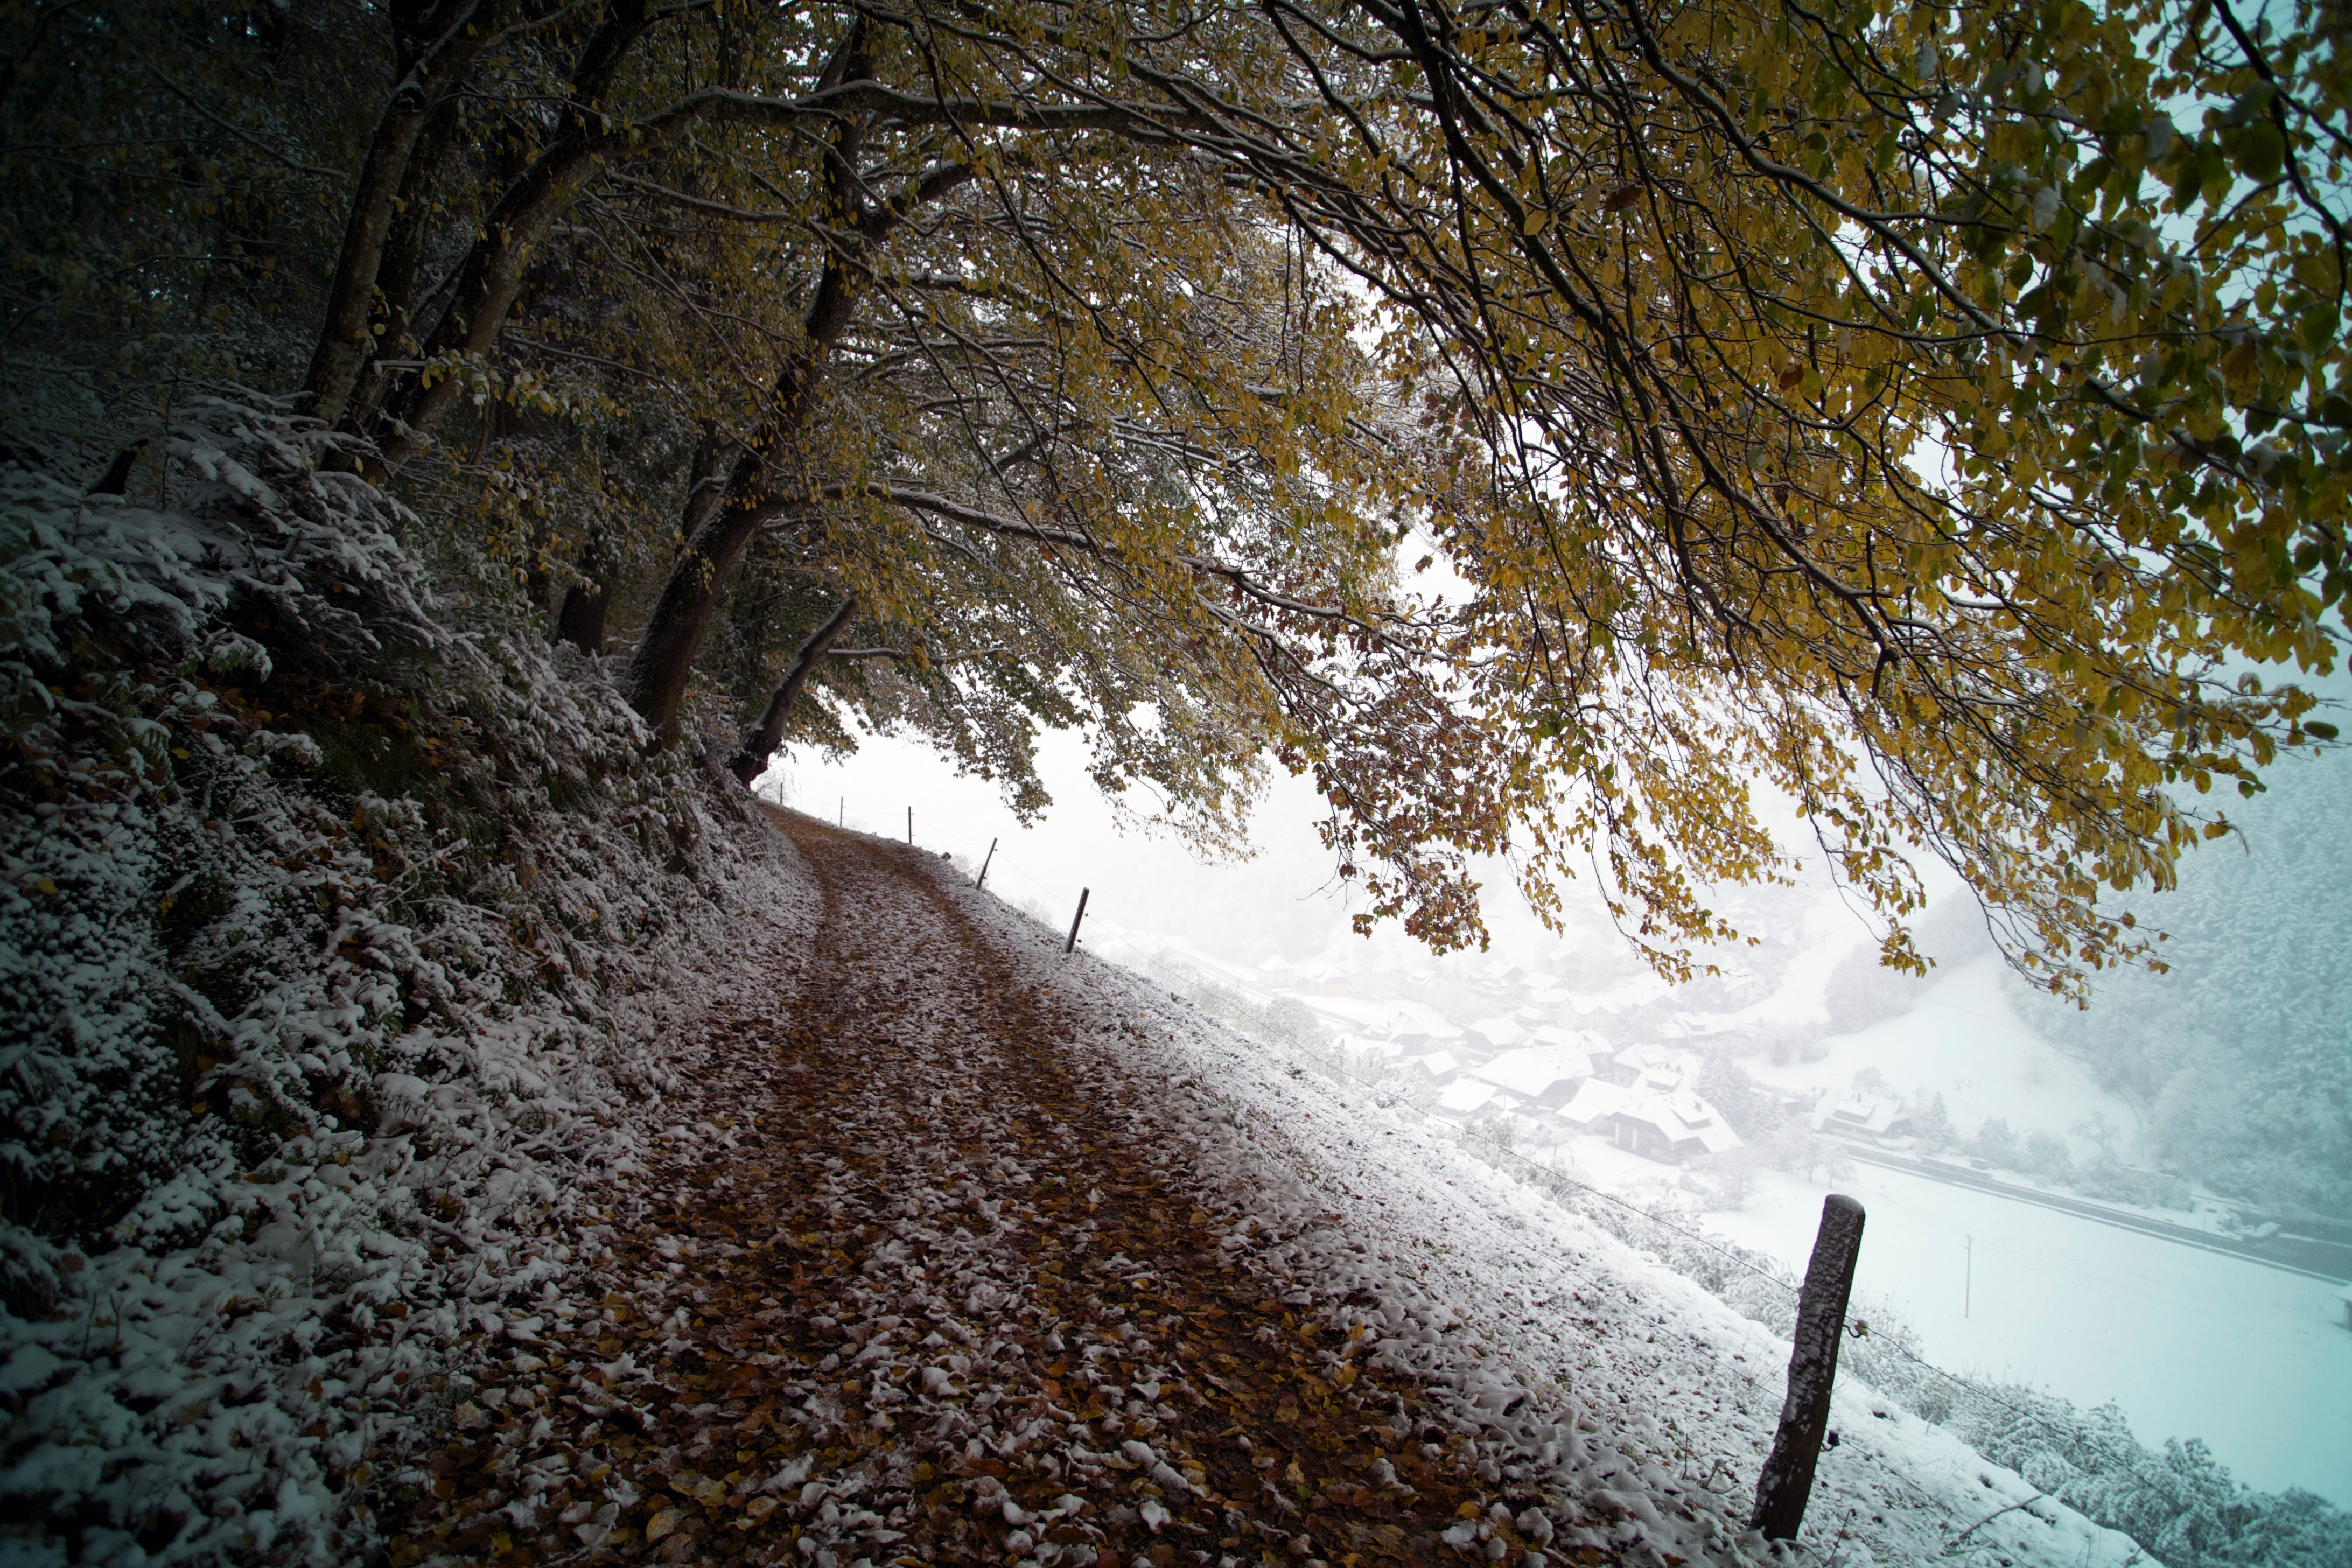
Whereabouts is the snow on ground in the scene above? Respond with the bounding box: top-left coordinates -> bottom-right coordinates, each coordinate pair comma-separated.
1744,955 -> 2137,1159
0,398 -> 846,1565
933,849 -> 2153,1567
379,821 -> 2152,1568
1702,1163 -> 2352,1507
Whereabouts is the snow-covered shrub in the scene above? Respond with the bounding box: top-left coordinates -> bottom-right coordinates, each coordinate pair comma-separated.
0,396 -> 794,1565
1968,1115 -> 2024,1168
2020,1129 -> 2076,1180
1903,1088 -> 1954,1150
1956,1390 -> 2352,1568
2070,1158 -> 2192,1209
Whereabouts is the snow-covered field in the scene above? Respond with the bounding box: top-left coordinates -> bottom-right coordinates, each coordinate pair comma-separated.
1701,1160 -> 2352,1507
1742,955 -> 2133,1160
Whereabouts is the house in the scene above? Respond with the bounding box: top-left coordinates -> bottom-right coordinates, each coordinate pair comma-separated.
1607,1089 -> 1742,1164
1405,1051 -> 1462,1088
1808,1094 -> 1913,1140
1558,1078 -> 1630,1133
1434,1077 -> 1504,1121
1465,1016 -> 1527,1053
1599,1044 -> 1656,1086
1601,1042 -> 1691,1090
1529,1024 -> 1610,1055
1391,1017 -> 1464,1054
1468,1044 -> 1595,1110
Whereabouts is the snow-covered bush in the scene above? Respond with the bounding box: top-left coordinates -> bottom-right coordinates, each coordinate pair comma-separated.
0,397 -> 794,1565
1460,1116 -> 2351,1568
1957,1390 -> 2352,1568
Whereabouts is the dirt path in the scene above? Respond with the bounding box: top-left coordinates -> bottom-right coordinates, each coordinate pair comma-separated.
387,811 -> 1538,1568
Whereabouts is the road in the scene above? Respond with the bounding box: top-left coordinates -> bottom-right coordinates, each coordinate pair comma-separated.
1838,1144 -> 2352,1284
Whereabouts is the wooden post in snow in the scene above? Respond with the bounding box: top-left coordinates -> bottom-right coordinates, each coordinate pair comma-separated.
976,838 -> 998,891
907,806 -> 913,844
1752,1193 -> 1866,1540
1065,888 -> 1090,954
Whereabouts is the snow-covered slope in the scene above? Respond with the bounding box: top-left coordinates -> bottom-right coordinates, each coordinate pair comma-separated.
0,400 -> 828,1566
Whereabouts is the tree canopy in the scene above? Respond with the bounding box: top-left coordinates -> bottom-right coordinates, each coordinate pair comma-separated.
4,0 -> 2345,991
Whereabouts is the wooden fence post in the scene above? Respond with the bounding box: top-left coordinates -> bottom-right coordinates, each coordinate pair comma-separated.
976,838 -> 998,891
1065,888 -> 1090,954
1752,1193 -> 1866,1540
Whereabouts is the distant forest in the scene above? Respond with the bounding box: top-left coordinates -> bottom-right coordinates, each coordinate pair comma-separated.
2005,750 -> 2352,1225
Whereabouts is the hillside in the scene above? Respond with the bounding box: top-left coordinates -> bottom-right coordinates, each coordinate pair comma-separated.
364,810 -> 2146,1568
8,3 -> 2352,1561
0,422 -> 2206,1566
0,421 -> 2290,1566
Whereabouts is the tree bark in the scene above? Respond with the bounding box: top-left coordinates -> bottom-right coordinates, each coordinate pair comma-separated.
369,0 -> 661,465
622,211 -> 872,740
555,577 -> 612,655
522,150 -> 969,744
303,0 -> 497,428
342,91 -> 464,436
554,510 -> 613,656
620,26 -> 990,743
727,597 -> 857,783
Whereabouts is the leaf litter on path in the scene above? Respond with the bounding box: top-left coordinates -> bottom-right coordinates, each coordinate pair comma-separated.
381,813 -> 1590,1568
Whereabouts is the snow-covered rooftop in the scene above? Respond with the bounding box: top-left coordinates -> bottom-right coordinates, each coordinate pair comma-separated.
1469,1044 -> 1597,1102
1434,1078 -> 1503,1119
1466,1015 -> 1528,1049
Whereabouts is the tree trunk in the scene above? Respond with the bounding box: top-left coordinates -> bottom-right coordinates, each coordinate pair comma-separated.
727,598 -> 856,783
370,147 -> 605,465
555,577 -> 611,654
367,1 -> 662,465
553,516 -> 626,656
303,0 -> 496,428
343,92 -> 464,436
622,255 -> 863,741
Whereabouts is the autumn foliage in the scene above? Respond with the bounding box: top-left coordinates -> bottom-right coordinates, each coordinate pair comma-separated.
4,0 -> 2345,989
